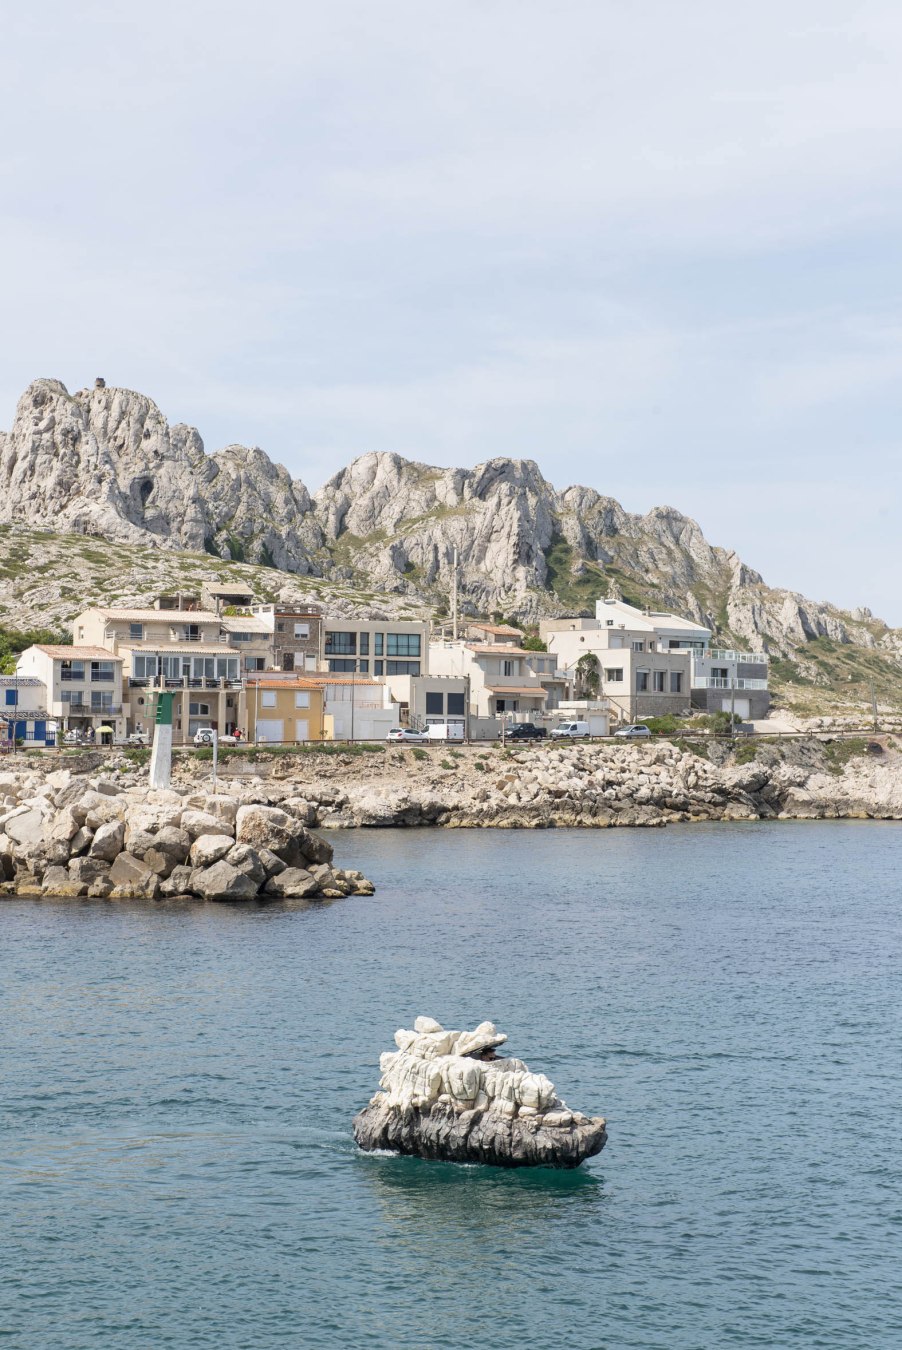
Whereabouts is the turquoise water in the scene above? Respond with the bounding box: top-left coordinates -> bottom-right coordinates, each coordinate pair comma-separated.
3,822 -> 901,1349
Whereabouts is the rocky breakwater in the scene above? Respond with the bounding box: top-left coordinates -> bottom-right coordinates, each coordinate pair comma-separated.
0,768 -> 374,901
353,1016 -> 607,1169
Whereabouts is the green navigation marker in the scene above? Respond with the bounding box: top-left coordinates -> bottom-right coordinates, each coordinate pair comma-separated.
154,692 -> 175,726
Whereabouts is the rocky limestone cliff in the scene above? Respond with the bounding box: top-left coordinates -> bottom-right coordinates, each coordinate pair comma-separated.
1,377 -> 900,669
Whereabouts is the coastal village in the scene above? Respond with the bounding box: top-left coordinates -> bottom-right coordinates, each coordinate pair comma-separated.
0,588 -> 770,749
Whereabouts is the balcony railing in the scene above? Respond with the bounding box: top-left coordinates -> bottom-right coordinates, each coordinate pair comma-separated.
59,703 -> 123,715
700,649 -> 768,665
694,677 -> 768,690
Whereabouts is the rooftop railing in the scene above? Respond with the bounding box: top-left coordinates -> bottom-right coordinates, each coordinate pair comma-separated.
699,649 -> 768,664
694,677 -> 768,690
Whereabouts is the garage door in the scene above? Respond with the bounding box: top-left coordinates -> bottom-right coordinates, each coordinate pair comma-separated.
256,718 -> 284,743
721,697 -> 750,720
295,719 -> 310,741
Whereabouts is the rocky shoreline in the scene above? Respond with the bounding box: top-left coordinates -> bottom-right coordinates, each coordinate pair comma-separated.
171,735 -> 902,829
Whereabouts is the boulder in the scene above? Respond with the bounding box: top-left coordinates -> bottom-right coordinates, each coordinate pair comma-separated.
159,864 -> 194,898
69,826 -> 94,855
257,848 -> 286,877
190,860 -> 259,901
263,867 -> 319,899
294,826 -> 334,865
281,797 -> 317,825
109,852 -> 160,899
189,834 -> 235,868
181,809 -> 234,840
234,805 -> 295,855
68,856 -> 111,884
225,843 -> 266,886
202,794 -> 238,825
89,820 -> 126,862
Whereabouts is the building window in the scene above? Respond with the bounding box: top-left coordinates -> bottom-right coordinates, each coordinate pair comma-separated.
636,671 -> 649,692
503,660 -> 514,676
90,692 -> 113,710
426,692 -> 443,715
653,671 -> 665,692
632,641 -> 644,652
276,621 -> 285,633
374,660 -> 384,676
712,667 -> 729,680
325,631 -> 357,655
670,672 -> 682,693
386,633 -> 421,657
129,623 -> 144,640
261,691 -> 277,708
604,668 -> 623,682
496,699 -> 518,712
90,661 -> 115,682
294,692 -> 310,709
60,661 -> 85,682
606,619 -> 614,626
327,659 -> 356,673
359,660 -> 369,673
359,633 -> 369,655
248,657 -> 265,671
447,692 -> 465,716
386,660 -> 420,676
374,633 -> 384,656
293,623 -> 309,639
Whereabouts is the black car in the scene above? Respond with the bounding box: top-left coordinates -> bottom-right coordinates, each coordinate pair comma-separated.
506,724 -> 547,740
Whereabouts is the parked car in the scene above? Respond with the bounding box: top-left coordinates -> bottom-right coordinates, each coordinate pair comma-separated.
551,721 -> 591,739
193,728 -> 238,747
614,723 -> 651,739
385,727 -> 431,742
506,724 -> 548,740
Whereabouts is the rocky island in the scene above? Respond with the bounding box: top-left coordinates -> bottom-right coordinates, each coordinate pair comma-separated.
353,1017 -> 607,1169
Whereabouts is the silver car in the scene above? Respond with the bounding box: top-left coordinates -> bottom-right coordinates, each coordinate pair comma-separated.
614,723 -> 651,739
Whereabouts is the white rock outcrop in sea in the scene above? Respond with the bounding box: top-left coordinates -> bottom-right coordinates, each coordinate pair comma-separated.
352,1017 -> 607,1168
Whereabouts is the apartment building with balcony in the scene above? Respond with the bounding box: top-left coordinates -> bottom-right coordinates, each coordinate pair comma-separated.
15,646 -> 126,740
691,648 -> 770,719
73,606 -> 242,743
540,604 -> 701,722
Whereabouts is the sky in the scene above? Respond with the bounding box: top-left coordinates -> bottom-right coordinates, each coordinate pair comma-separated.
2,1 -> 901,622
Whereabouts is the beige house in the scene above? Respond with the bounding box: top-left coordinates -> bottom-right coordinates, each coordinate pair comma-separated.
16,645 -> 126,740
74,606 -> 242,743
429,638 -> 547,721
242,680 -> 325,744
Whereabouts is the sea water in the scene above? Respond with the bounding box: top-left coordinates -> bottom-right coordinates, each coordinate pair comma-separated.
3,822 -> 900,1349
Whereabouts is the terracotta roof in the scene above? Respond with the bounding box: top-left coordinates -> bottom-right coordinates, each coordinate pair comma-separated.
469,623 -> 523,636
251,681 -> 321,691
34,645 -> 123,661
486,685 -> 548,698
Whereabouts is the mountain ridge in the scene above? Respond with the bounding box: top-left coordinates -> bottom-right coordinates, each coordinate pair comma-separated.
1,377 -> 899,680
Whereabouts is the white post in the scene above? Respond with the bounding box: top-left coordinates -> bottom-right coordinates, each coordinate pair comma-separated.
149,722 -> 172,789
212,728 -> 218,788
451,547 -> 459,640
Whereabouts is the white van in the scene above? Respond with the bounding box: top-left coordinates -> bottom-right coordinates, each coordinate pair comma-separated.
551,721 -> 591,739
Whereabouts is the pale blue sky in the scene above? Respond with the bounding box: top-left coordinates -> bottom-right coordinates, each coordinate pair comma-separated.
2,2 -> 901,622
